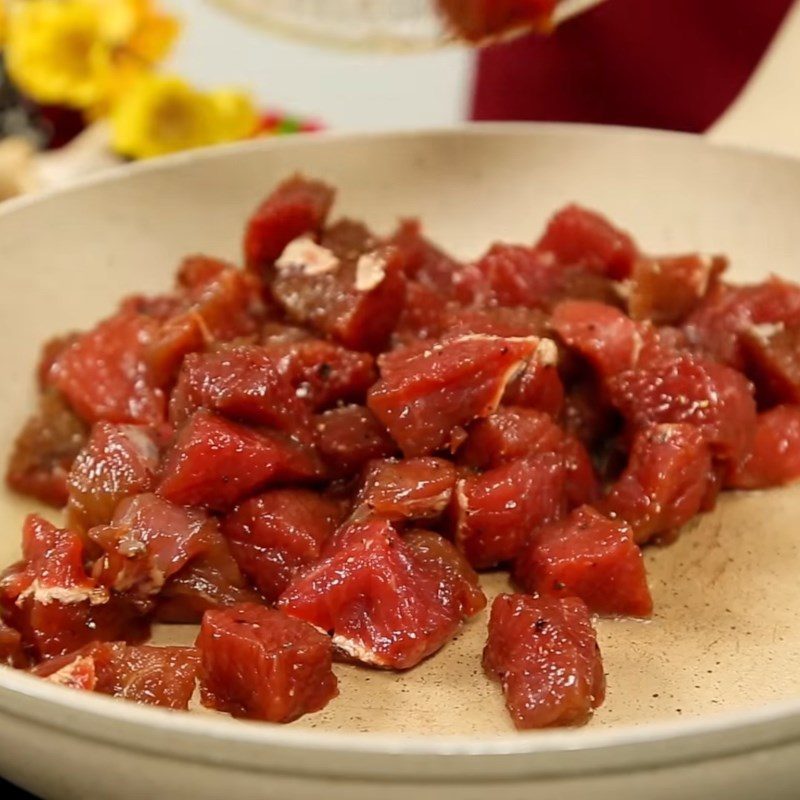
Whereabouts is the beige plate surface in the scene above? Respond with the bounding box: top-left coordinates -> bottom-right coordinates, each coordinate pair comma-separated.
1,125 -> 800,799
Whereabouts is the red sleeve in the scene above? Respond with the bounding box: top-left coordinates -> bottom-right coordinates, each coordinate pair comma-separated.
471,0 -> 794,133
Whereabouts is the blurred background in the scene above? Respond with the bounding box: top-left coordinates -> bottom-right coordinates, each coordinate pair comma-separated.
0,0 -> 796,199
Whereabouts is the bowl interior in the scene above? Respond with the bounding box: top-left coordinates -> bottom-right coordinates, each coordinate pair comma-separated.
1,127 -> 800,737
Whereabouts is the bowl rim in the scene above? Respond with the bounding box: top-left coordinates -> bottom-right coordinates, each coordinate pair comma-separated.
2,122 -> 799,777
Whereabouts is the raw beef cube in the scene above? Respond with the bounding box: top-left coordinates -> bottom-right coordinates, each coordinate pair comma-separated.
403,529 -> 486,618
728,405 -> 800,489
197,604 -> 338,722
314,405 -> 397,478
271,220 -> 407,352
6,390 -> 88,507
356,457 -> 457,522
443,305 -> 549,339
459,408 -> 599,511
458,408 -> 564,470
5,515 -> 148,660
514,505 -> 652,617
169,345 -> 313,435
147,258 -> 264,388
368,334 -> 551,456
474,243 -> 562,308
503,356 -> 565,417
452,454 -> 567,569
89,493 -> 221,597
67,422 -> 160,531
154,547 -> 260,625
262,338 -> 376,411
740,323 -> 800,405
279,519 -> 467,669
158,410 -> 322,511
245,175 -> 335,273
47,311 -> 165,425
551,300 -> 653,380
628,254 -> 726,325
388,218 -> 463,293
35,642 -> 200,709
393,281 -> 450,344
684,278 -> 800,369
536,204 -> 638,280
483,593 -> 605,729
222,489 -> 343,602
608,350 -> 757,465
600,424 -> 712,544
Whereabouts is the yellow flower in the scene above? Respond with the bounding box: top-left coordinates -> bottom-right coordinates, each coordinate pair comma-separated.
5,0 -> 179,111
6,1 -> 113,108
111,75 -> 259,159
208,90 -> 259,142
0,2 -> 7,47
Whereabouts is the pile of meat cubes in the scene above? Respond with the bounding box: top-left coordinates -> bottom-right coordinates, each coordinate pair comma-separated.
3,176 -> 800,729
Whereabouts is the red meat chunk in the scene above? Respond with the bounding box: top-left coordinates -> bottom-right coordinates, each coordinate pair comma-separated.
197,604 -> 338,722
244,175 -> 335,273
536,204 -> 639,280
315,404 -> 397,478
458,408 -> 563,470
37,333 -> 81,389
146,259 -> 264,388
437,0 -> 556,42
0,618 -> 25,667
47,311 -> 166,425
483,593 -> 605,729
403,529 -> 486,618
393,281 -> 449,344
458,408 -> 599,509
279,519 -> 470,669
514,506 -> 652,617
600,424 -> 713,544
38,652 -> 97,689
4,515 -> 148,660
388,218 -> 463,294
222,489 -> 343,602
35,642 -> 200,709
154,547 -> 260,624
503,356 -> 565,417
444,305 -> 549,339
271,221 -> 407,352
452,454 -> 567,569
66,422 -> 160,532
473,243 -> 562,308
262,338 -> 376,411
89,493 -> 222,597
368,334 -> 551,456
684,278 -> 800,369
356,457 -> 457,522
740,323 -> 800,406
6,390 -> 88,507
169,345 -> 313,435
158,410 -> 322,511
628,254 -> 726,325
551,300 -> 653,380
728,405 -> 800,490
607,351 -> 757,465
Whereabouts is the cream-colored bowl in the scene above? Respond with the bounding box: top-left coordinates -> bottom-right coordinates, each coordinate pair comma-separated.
1,126 -> 800,799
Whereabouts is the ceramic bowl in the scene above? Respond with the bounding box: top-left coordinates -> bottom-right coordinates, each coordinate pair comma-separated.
1,126 -> 800,799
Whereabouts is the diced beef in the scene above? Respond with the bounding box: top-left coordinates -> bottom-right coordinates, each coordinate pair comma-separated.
483,593 -> 605,728
197,604 -> 338,722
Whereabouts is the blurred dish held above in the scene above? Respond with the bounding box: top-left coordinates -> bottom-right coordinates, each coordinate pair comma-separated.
207,0 -> 606,51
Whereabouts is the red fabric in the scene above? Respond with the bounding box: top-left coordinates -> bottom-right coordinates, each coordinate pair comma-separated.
472,0 -> 795,132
